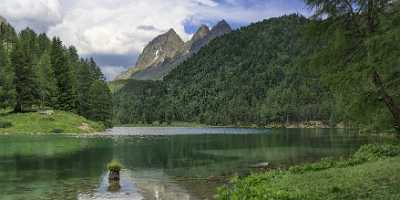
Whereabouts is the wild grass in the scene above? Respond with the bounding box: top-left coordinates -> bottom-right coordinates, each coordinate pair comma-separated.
217,143 -> 400,200
0,110 -> 105,134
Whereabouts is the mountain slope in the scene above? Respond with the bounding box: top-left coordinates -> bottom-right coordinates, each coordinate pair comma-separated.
0,16 -> 6,24
114,13 -> 400,130
114,15 -> 330,125
115,20 -> 232,80
115,29 -> 184,80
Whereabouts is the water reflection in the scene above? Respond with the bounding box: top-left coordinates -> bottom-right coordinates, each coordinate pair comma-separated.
0,128 -> 389,200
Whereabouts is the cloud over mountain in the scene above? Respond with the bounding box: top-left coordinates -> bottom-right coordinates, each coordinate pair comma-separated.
0,0 -> 308,79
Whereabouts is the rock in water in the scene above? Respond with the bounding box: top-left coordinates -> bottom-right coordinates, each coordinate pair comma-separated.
109,170 -> 120,181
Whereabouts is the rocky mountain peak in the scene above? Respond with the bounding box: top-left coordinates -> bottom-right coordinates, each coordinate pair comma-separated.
0,16 -> 7,25
114,28 -> 185,80
135,28 -> 184,69
189,20 -> 232,53
114,20 -> 232,81
210,20 -> 232,35
192,25 -> 210,42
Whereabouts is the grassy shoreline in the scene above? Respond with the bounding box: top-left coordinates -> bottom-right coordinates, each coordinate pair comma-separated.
0,110 -> 105,134
217,143 -> 400,200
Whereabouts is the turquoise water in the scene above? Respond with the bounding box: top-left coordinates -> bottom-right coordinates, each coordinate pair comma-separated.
0,128 -> 387,200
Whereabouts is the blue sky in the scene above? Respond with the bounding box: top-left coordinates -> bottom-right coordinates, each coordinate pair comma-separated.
0,0 -> 310,80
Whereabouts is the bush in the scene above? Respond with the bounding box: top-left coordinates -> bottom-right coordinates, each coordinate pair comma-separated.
0,121 -> 12,128
288,144 -> 400,174
217,144 -> 400,200
52,128 -> 64,133
107,160 -> 122,172
353,144 -> 400,161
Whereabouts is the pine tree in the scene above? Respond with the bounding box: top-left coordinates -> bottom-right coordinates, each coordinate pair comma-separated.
77,60 -> 94,117
89,57 -> 105,81
11,41 -> 37,112
0,44 -> 8,108
88,80 -> 113,127
50,37 -> 76,111
36,51 -> 57,108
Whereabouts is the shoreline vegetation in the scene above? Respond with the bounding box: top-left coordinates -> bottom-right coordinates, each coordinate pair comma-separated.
114,120 -> 394,132
0,110 -> 105,134
216,143 -> 400,200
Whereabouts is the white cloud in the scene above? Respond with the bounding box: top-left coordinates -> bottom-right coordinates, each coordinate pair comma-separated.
47,0 -> 197,55
0,0 -> 307,78
0,0 -> 62,32
45,0 -> 306,56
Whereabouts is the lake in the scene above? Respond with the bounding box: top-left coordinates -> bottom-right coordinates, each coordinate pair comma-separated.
0,128 -> 388,200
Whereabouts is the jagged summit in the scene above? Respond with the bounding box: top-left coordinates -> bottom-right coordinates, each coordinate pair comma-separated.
192,25 -> 210,42
115,20 -> 232,81
0,16 -> 7,25
190,20 -> 232,53
212,20 -> 231,32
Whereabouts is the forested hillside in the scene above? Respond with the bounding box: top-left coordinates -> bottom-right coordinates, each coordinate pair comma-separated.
0,22 -> 112,127
114,9 -> 400,132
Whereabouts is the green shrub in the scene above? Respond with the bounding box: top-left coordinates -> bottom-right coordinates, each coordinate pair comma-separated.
107,160 -> 122,172
217,144 -> 400,200
0,121 -> 12,128
52,128 -> 64,133
353,144 -> 400,161
289,144 -> 400,174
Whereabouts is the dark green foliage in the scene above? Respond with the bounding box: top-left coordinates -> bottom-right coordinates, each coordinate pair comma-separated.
115,8 -> 400,131
77,60 -> 94,117
302,0 -> 400,131
0,24 -> 112,126
11,36 -> 38,112
114,15 -> 335,126
113,80 -> 167,125
0,23 -> 16,109
0,121 -> 12,128
88,80 -> 113,127
50,37 -> 76,111
52,128 -> 64,133
36,51 -> 57,107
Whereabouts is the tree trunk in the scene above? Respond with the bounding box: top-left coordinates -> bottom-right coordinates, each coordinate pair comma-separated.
372,70 -> 400,132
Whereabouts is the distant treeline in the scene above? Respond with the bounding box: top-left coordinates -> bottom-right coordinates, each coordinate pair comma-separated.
114,5 -> 400,131
0,23 -> 112,127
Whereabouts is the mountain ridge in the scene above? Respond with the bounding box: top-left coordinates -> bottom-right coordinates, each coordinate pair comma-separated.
114,20 -> 232,80
0,16 -> 7,24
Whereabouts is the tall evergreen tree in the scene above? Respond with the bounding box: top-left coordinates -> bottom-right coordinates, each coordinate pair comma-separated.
88,80 -> 113,127
11,40 -> 37,112
305,0 -> 400,131
50,37 -> 76,111
0,44 -> 8,108
37,33 -> 51,56
36,51 -> 57,108
77,60 -> 94,117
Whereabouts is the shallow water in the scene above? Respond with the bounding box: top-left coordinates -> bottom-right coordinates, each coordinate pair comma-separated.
0,128 -> 388,200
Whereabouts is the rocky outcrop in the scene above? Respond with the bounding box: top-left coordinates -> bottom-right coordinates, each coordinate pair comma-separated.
115,29 -> 184,80
115,20 -> 232,81
183,25 -> 210,54
190,20 -> 232,53
0,16 -> 7,25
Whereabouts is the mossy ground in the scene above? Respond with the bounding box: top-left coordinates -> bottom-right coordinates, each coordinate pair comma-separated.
217,144 -> 400,200
0,110 -> 105,134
